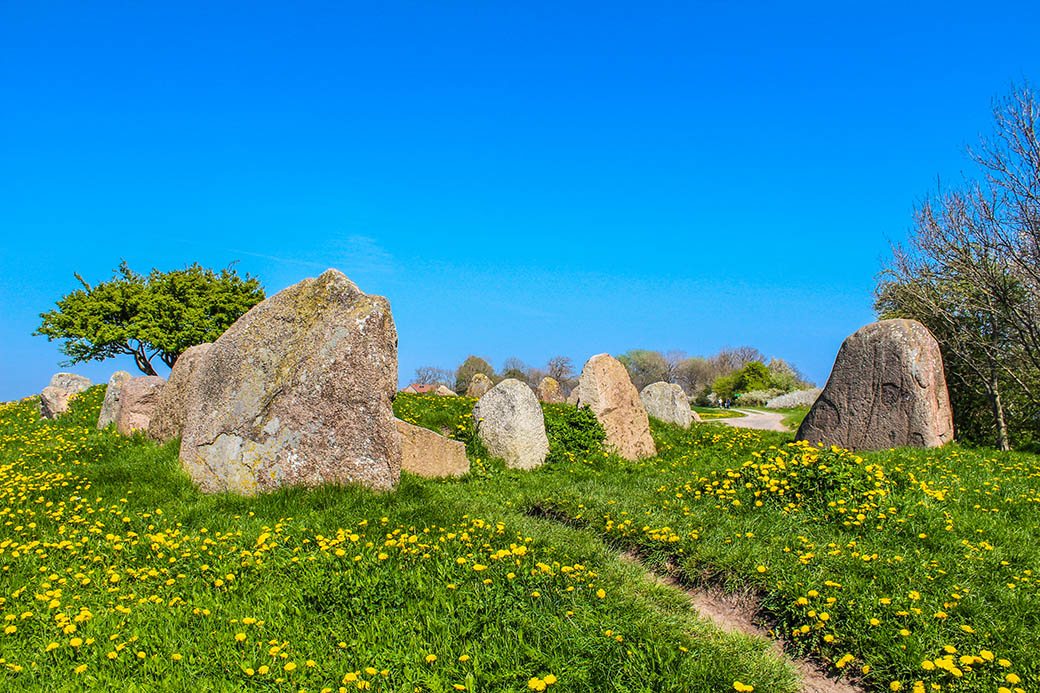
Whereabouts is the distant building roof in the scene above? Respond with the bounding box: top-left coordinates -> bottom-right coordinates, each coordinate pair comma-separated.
405,383 -> 436,393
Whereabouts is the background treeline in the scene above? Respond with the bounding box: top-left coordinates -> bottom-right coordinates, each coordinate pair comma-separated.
412,346 -> 813,405
876,82 -> 1040,451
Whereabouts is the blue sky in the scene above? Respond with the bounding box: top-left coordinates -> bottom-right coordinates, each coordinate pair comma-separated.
2,1 -> 1039,399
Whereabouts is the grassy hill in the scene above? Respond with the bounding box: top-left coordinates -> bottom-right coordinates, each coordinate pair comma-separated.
0,389 -> 1036,692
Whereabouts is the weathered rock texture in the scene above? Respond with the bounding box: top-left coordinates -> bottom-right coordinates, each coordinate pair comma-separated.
116,376 -> 166,436
576,354 -> 657,460
465,373 -> 494,398
97,371 -> 132,428
396,419 -> 470,478
148,343 -> 213,442
179,269 -> 401,495
640,382 -> 697,428
796,319 -> 954,450
473,379 -> 549,470
567,385 -> 581,406
40,373 -> 92,419
434,385 -> 457,397
536,377 -> 565,403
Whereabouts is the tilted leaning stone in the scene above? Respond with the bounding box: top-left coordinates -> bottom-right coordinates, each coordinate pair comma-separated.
40,373 -> 92,419
179,269 -> 401,495
396,419 -> 470,478
148,343 -> 213,442
465,373 -> 494,398
536,377 -> 565,403
97,371 -> 133,429
566,384 -> 581,406
434,385 -> 457,397
639,381 -> 696,428
472,379 -> 549,470
576,354 -> 656,460
116,376 -> 166,436
796,319 -> 954,450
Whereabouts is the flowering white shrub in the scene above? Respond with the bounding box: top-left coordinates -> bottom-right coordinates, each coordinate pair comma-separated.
765,388 -> 821,408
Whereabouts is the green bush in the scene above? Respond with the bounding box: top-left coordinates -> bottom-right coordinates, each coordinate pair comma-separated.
542,403 -> 605,464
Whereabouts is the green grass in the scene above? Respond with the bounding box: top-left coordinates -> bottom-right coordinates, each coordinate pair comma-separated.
1,389 -> 1037,692
691,406 -> 746,420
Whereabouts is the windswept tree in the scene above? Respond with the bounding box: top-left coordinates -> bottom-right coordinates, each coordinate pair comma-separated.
35,262 -> 264,375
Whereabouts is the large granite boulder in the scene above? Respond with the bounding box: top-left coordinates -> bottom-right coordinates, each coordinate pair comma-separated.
465,373 -> 494,398
396,419 -> 470,478
40,373 -> 92,419
434,385 -> 457,397
796,319 -> 954,450
116,376 -> 166,436
97,371 -> 133,429
148,343 -> 213,442
536,377 -> 565,403
567,385 -> 581,406
575,354 -> 656,460
179,269 -> 401,495
640,382 -> 697,428
473,379 -> 549,470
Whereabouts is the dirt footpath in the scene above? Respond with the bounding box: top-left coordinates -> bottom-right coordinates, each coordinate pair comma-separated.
713,409 -> 789,432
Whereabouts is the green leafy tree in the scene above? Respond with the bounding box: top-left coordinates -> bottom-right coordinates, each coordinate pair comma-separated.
714,361 -> 771,400
455,355 -> 496,393
35,262 -> 265,375
617,350 -> 670,391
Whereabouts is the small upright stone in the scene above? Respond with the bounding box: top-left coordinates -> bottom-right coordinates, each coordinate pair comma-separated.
567,385 -> 581,406
434,385 -> 457,397
116,376 -> 166,436
148,343 -> 213,442
97,371 -> 133,429
396,419 -> 470,478
473,379 -> 549,470
536,377 -> 565,403
179,269 -> 400,495
465,373 -> 494,398
640,382 -> 696,428
576,354 -> 656,460
796,319 -> 954,450
40,373 -> 92,419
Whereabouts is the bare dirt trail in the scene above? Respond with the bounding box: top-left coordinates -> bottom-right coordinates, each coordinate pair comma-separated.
623,552 -> 864,693
713,408 -> 789,432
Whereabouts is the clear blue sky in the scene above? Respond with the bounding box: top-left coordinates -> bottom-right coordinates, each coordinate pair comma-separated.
3,1 -> 1039,400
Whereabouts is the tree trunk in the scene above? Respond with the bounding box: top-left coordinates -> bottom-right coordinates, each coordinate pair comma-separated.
989,365 -> 1011,451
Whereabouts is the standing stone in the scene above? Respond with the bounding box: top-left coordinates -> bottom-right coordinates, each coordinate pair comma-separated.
148,344 -> 213,442
640,382 -> 698,428
536,377 -> 565,403
465,373 -> 494,398
567,385 -> 581,406
796,319 -> 954,450
434,385 -> 457,397
396,419 -> 470,478
97,371 -> 133,429
576,354 -> 656,460
179,269 -> 401,495
116,376 -> 166,436
40,373 -> 93,419
473,379 -> 549,470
